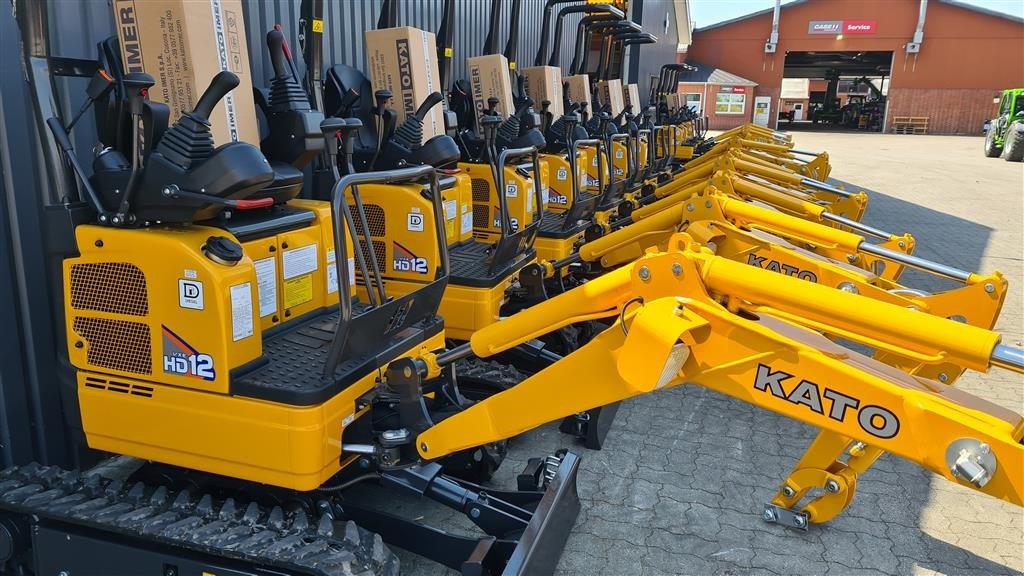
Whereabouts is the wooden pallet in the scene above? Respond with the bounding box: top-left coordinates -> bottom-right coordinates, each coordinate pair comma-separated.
891,116 -> 929,134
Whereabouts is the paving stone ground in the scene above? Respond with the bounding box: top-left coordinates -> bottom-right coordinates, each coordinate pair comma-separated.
384,131 -> 1024,575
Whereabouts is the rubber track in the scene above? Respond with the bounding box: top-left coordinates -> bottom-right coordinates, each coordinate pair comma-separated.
0,462 -> 399,576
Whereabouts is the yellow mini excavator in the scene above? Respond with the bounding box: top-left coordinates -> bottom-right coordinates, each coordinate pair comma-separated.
5,2 -> 1024,575
4,7 -> 581,573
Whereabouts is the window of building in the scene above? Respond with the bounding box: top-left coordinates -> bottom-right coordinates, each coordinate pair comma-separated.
715,92 -> 746,115
684,93 -> 702,113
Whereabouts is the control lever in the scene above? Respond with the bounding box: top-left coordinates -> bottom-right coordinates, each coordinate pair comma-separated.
486,96 -> 501,117
479,114 -> 505,224
539,100 -> 552,133
371,90 -> 396,168
392,92 -> 444,151
320,117 -> 345,175
112,72 -> 158,225
337,119 -> 364,176
373,90 -> 392,117
191,70 -> 240,124
598,111 -> 611,135
267,28 -> 292,80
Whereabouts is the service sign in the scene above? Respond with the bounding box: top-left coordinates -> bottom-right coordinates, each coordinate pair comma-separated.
843,20 -> 877,34
808,20 -> 842,34
718,85 -> 746,94
808,20 -> 877,35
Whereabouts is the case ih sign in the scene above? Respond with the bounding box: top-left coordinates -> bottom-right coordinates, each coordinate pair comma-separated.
808,20 -> 877,35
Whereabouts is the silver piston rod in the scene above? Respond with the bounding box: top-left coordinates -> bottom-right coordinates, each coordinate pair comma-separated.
858,242 -> 972,283
800,176 -> 853,198
820,212 -> 894,240
991,344 -> 1024,373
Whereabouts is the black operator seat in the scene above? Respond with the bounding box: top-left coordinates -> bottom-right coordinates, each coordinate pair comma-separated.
136,72 -> 274,223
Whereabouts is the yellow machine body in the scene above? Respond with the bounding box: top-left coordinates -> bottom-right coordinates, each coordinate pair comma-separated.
458,162 -> 544,242
65,205 -> 445,490
539,154 -> 587,214
342,178 -> 517,340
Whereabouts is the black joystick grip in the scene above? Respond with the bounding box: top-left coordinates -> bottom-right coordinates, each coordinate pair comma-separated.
486,97 -> 500,115
374,90 -> 392,113
414,92 -> 444,121
266,29 -> 290,78
193,71 -> 240,122
122,72 -> 156,92
338,119 -> 362,156
122,72 -> 156,114
320,117 -> 346,156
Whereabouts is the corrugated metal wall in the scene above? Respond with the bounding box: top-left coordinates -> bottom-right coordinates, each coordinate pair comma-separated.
633,0 -> 682,104
0,0 -> 674,469
246,0 -> 589,89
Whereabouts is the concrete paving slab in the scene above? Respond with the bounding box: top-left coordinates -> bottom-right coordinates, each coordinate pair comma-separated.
394,132 -> 1023,576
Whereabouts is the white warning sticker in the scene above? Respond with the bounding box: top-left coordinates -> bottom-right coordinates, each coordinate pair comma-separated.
461,212 -> 473,234
326,249 -> 338,294
253,257 -> 277,318
282,244 -> 318,280
229,283 -> 254,341
506,183 -> 518,198
443,199 -> 457,221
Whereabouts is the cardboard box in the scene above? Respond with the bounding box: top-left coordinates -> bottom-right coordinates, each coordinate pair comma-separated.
466,54 -> 515,119
520,66 -> 564,121
364,26 -> 444,144
597,79 -> 625,117
563,75 -> 592,109
112,0 -> 258,146
623,84 -> 641,115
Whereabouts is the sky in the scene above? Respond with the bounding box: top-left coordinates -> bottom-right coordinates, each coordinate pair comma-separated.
689,0 -> 1024,29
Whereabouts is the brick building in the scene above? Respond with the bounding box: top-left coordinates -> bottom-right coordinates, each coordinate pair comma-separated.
675,63 -> 758,130
684,0 -> 1024,134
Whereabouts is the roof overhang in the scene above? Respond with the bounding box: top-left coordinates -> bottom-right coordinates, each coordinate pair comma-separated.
674,0 -> 693,52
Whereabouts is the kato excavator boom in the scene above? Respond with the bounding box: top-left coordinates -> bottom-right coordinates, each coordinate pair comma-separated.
407,234 -> 1024,526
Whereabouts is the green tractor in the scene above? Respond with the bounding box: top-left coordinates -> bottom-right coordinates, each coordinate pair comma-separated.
985,88 -> 1024,161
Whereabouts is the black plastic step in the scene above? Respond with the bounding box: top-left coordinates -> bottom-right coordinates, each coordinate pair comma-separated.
231,306 -> 443,406
448,240 -> 534,288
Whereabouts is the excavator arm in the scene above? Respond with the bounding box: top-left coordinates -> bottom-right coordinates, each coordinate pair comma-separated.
414,235 -> 1024,523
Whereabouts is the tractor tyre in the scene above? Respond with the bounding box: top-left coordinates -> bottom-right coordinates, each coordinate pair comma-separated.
1001,122 -> 1024,161
984,123 -> 1003,157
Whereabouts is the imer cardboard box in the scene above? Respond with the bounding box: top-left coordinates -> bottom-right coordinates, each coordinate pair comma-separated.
623,83 -> 641,114
365,26 -> 443,144
597,79 -> 625,117
466,54 -> 515,119
111,0 -> 258,146
520,66 -> 564,120
563,75 -> 592,109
